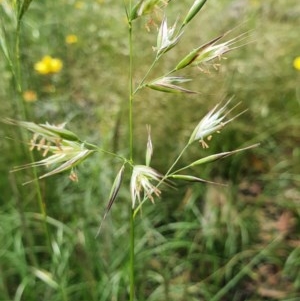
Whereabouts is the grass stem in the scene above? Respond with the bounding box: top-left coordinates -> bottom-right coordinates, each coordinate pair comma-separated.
128,3 -> 135,298
15,17 -> 53,260
129,208 -> 135,301
129,20 -> 134,162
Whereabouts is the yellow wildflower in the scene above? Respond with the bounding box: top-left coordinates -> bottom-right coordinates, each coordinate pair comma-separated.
293,56 -> 300,71
74,1 -> 84,9
65,34 -> 78,44
23,90 -> 37,102
34,56 -> 63,75
250,0 -> 260,7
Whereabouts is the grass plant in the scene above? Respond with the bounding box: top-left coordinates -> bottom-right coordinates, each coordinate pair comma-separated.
1,0 -> 300,301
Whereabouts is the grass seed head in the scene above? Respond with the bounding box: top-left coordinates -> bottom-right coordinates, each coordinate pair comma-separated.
130,0 -> 166,20
146,76 -> 196,94
155,17 -> 183,56
2,119 -> 92,183
130,165 -> 163,209
181,0 -> 207,29
188,99 -> 243,146
175,32 -> 248,71
145,125 -> 153,166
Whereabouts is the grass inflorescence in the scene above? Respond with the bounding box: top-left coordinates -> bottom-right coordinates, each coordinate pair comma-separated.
0,0 -> 300,300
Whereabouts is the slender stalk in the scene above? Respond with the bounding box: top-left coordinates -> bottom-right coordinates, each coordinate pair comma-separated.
84,141 -> 127,161
59,286 -> 68,301
164,143 -> 190,177
128,2 -> 136,298
133,57 -> 159,94
129,208 -> 135,301
14,17 -> 53,259
128,20 -> 134,162
15,22 -> 23,97
133,61 -> 176,95
16,12 -> 67,299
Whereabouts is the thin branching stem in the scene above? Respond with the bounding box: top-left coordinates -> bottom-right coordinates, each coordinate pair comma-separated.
84,141 -> 127,161
134,58 -> 177,95
133,57 -> 159,94
164,143 -> 190,177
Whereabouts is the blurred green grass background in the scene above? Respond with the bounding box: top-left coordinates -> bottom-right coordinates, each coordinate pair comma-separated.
1,0 -> 300,300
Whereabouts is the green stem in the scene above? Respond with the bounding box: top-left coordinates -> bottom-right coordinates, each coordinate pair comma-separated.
169,162 -> 192,176
129,20 -> 134,162
164,143 -> 190,177
15,22 -> 22,96
31,158 -> 53,249
59,286 -> 68,301
84,141 -> 127,161
133,59 -> 176,95
128,4 -> 135,298
133,57 -> 159,94
129,208 -> 135,301
15,18 -> 53,259
15,21 -> 27,119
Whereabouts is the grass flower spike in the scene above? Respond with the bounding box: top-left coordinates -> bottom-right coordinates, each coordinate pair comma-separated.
146,76 -> 196,94
130,165 -> 163,209
130,0 -> 167,20
3,119 -> 80,142
3,119 -> 93,182
181,0 -> 207,29
175,33 -> 246,71
189,100 -> 244,147
96,164 -> 125,236
14,141 -> 94,183
155,17 -> 183,56
145,125 -> 153,166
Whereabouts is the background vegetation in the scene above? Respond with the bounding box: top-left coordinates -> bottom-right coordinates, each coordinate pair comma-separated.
1,0 -> 300,300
